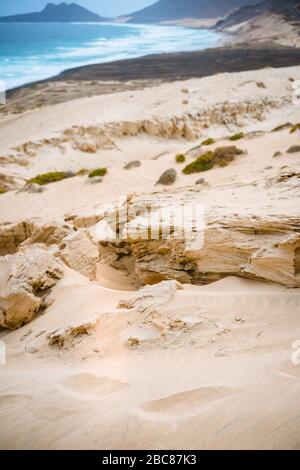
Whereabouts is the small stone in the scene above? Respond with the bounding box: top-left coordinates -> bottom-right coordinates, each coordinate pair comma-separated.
156,168 -> 177,186
234,315 -> 245,323
86,177 -> 102,184
124,160 -> 141,170
181,88 -> 189,94
196,178 -> 206,185
273,151 -> 282,157
287,145 -> 300,154
182,100 -> 189,105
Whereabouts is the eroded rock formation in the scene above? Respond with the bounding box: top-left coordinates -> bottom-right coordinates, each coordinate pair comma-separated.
0,245 -> 63,329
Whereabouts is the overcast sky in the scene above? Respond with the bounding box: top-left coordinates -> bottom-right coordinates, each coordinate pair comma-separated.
0,1 -> 156,18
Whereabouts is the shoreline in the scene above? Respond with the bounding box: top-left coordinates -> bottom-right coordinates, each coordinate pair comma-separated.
3,44 -> 300,115
1,21 -> 221,93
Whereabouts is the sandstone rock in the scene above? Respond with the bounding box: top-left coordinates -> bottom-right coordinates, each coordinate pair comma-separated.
0,246 -> 63,329
119,280 -> 183,314
0,221 -> 34,256
48,315 -> 100,349
0,220 -> 71,256
76,142 -> 97,153
59,231 -> 99,279
156,168 -> 177,186
21,222 -> 70,248
101,183 -> 300,288
65,213 -> 102,229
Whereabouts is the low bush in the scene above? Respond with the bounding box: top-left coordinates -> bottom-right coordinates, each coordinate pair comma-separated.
290,124 -> 300,133
88,168 -> 108,178
201,137 -> 215,146
229,132 -> 245,141
175,154 -> 186,163
183,146 -> 243,174
27,171 -> 71,186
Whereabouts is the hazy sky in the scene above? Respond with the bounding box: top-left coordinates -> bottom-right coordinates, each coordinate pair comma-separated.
0,1 -> 156,18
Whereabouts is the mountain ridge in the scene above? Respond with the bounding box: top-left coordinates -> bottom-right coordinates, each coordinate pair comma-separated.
122,0 -> 261,23
216,0 -> 300,30
0,2 -> 110,23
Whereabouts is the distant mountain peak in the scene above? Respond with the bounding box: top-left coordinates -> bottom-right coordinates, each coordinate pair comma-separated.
0,2 -> 110,23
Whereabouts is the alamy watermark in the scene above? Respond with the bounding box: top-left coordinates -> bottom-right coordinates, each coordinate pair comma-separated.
0,340 -> 6,366
291,340 -> 300,366
292,80 -> 300,105
94,196 -> 205,250
0,80 -> 6,105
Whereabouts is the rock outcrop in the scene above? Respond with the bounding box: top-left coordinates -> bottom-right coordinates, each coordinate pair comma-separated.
119,280 -> 183,313
0,246 -> 63,329
58,231 -> 99,280
0,220 -> 70,256
97,185 -> 300,288
48,315 -> 100,349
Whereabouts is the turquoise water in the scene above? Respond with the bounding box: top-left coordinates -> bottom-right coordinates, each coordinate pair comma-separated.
0,22 -> 220,90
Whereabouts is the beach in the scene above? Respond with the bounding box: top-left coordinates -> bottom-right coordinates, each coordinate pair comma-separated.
3,45 -> 300,114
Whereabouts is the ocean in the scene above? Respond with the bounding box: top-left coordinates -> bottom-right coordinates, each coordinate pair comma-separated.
0,22 -> 220,90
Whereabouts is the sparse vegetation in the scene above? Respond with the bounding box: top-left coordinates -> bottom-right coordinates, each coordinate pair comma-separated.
175,154 -> 186,163
88,168 -> 108,178
290,124 -> 300,133
229,132 -> 245,141
183,146 -> 243,175
76,168 -> 89,176
0,188 -> 7,195
201,137 -> 215,146
272,123 -> 292,132
27,171 -> 71,186
256,81 -> 266,89
183,152 -> 215,174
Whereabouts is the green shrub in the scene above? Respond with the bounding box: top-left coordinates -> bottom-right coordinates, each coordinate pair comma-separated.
290,124 -> 300,133
182,146 -> 243,174
175,154 -> 186,163
0,188 -> 7,194
27,171 -> 70,186
88,168 -> 108,178
182,152 -> 215,174
201,137 -> 215,146
229,132 -> 245,141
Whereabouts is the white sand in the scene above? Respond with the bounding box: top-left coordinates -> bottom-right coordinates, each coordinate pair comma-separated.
0,66 -> 300,450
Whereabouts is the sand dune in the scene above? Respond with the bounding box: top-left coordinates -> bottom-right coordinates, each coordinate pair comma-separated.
0,66 -> 300,449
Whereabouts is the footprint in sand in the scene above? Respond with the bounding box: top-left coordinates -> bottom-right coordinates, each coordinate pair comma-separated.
138,386 -> 239,420
58,372 -> 129,400
0,393 -> 32,413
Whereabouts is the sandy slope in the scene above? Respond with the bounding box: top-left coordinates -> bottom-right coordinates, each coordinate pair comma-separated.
0,270 -> 299,450
0,66 -> 300,449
